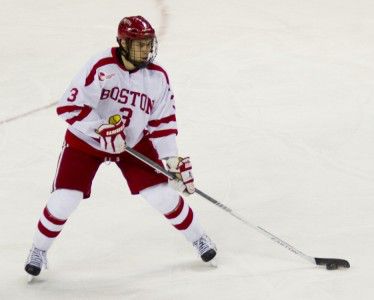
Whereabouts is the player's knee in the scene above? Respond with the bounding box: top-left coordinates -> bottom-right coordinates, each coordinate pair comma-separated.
47,189 -> 83,219
140,183 -> 180,213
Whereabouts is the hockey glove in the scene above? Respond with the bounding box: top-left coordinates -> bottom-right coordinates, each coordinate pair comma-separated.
166,157 -> 195,195
96,115 -> 126,154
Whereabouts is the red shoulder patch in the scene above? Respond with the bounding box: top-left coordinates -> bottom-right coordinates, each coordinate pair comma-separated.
84,48 -> 118,86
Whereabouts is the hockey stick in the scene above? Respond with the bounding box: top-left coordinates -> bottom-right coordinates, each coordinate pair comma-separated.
124,145 -> 350,270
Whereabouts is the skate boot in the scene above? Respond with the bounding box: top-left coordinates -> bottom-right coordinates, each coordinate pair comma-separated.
25,245 -> 48,276
193,234 -> 217,262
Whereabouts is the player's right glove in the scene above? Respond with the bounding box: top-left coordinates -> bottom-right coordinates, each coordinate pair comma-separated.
166,156 -> 195,196
96,115 -> 126,154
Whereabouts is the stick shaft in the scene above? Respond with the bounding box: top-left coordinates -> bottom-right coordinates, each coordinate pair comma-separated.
194,188 -> 314,264
124,146 -> 315,264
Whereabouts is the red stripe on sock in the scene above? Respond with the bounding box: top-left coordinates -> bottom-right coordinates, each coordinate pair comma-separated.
164,197 -> 184,219
38,221 -> 61,238
174,208 -> 193,230
43,207 -> 67,225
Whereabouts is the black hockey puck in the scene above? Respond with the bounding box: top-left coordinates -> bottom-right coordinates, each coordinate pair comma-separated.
326,263 -> 338,270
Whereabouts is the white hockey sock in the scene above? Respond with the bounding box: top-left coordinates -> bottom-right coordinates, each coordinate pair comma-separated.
33,189 -> 83,251
140,183 -> 204,243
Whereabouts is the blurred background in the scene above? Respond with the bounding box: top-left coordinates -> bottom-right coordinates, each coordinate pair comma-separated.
0,0 -> 373,299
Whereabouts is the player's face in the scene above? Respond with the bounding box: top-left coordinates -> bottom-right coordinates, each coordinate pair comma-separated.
129,38 -> 153,63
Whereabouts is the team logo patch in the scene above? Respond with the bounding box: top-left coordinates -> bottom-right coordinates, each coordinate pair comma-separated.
98,72 -> 115,81
123,18 -> 131,26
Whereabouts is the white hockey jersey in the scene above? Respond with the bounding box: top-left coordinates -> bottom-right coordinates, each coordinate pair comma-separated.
57,47 -> 178,159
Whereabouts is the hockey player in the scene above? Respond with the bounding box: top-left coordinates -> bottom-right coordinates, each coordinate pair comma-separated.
25,16 -> 216,277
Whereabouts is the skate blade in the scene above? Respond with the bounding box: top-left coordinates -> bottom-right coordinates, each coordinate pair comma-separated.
208,258 -> 218,268
27,275 -> 35,283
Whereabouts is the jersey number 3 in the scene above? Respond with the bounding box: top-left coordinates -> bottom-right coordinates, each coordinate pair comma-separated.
120,107 -> 133,127
66,88 -> 133,127
67,88 -> 79,102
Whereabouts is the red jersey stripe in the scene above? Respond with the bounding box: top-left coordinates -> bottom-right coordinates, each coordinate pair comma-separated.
149,129 -> 178,138
66,105 -> 92,125
57,105 -> 84,115
85,56 -> 116,86
148,114 -> 176,127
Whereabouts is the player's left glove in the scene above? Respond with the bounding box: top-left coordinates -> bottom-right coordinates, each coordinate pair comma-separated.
166,156 -> 195,195
96,115 -> 126,154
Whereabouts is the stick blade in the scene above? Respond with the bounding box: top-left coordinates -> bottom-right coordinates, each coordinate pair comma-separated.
315,257 -> 350,270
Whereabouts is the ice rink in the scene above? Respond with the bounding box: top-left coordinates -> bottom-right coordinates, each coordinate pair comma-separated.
1,0 -> 373,299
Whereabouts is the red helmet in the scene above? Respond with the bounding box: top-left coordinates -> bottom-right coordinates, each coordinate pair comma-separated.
117,16 -> 155,40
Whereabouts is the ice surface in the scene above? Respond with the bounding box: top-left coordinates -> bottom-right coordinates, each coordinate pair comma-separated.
0,0 -> 373,299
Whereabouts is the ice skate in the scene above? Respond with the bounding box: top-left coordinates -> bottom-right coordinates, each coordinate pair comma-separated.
193,234 -> 217,265
25,245 -> 48,280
